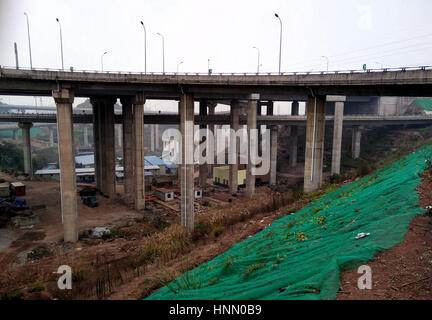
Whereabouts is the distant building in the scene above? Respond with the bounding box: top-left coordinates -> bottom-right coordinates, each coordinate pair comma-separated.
213,166 -> 246,188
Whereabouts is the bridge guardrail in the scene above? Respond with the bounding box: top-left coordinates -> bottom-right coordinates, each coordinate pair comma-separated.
1,65 -> 432,77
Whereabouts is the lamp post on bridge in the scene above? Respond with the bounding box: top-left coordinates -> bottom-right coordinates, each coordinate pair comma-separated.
55,18 -> 64,70
274,13 -> 282,75
322,56 -> 329,72
252,46 -> 260,74
140,21 -> 147,74
24,12 -> 32,70
156,32 -> 165,74
177,61 -> 183,73
101,51 -> 108,71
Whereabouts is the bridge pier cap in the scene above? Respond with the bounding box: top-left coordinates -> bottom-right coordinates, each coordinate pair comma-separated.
326,95 -> 346,102
52,88 -> 74,104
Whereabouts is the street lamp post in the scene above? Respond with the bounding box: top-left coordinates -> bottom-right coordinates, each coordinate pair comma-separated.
252,46 -> 260,74
101,51 -> 107,71
274,13 -> 282,75
140,21 -> 147,74
24,12 -> 32,69
156,32 -> 165,74
55,18 -> 64,70
177,61 -> 183,73
322,56 -> 329,72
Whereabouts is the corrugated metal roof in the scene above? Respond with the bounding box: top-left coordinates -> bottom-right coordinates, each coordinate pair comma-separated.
75,154 -> 94,165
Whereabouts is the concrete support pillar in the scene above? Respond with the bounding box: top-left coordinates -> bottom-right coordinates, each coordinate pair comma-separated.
179,93 -> 195,232
49,127 -> 55,147
18,122 -> 33,176
155,124 -> 160,150
52,88 -> 77,243
116,124 -> 122,149
267,101 -> 274,116
83,125 -> 89,147
291,101 -> 300,116
104,100 -> 116,198
229,100 -> 240,193
91,100 -> 102,191
90,97 -> 116,198
121,97 -> 134,204
352,126 -> 363,159
331,99 -> 345,175
199,101 -> 208,188
290,101 -> 300,168
245,94 -> 259,197
270,126 -> 278,186
150,125 -> 155,152
133,93 -> 146,211
289,126 -> 298,168
207,104 -> 216,178
257,102 -> 262,155
304,96 -> 326,193
13,129 -> 18,141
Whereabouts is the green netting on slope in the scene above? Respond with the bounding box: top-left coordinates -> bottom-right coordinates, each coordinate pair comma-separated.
414,98 -> 432,112
147,145 -> 432,300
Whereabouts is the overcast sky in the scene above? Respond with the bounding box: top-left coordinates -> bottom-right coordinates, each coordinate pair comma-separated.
1,0 -> 432,111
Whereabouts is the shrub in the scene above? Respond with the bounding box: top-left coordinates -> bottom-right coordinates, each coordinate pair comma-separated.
209,225 -> 225,238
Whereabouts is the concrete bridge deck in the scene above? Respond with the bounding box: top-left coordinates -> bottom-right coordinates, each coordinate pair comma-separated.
1,67 -> 432,99
0,113 -> 431,127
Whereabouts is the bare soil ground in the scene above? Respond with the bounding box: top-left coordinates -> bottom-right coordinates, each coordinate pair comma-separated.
337,168 -> 432,300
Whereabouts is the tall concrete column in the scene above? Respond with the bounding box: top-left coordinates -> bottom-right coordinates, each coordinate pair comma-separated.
18,122 -> 33,176
49,126 -> 55,147
91,99 -> 102,192
83,125 -> 89,147
90,97 -> 116,197
291,101 -> 299,116
245,94 -> 259,197
12,129 -> 18,141
304,96 -> 326,193
270,126 -> 278,186
155,124 -> 160,150
116,124 -> 123,149
150,125 -> 155,152
331,97 -> 346,175
229,100 -> 240,193
133,93 -> 146,210
121,97 -> 134,204
52,88 -> 77,243
207,104 -> 216,178
352,126 -> 363,159
267,101 -> 274,116
289,126 -> 298,168
179,93 -> 195,232
199,100 -> 208,188
105,99 -> 116,198
290,101 -> 300,168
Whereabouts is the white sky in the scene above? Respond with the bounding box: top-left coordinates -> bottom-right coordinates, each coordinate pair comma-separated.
1,0 -> 432,113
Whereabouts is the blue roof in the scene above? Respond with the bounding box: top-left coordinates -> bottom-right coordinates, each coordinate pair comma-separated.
145,156 -> 166,166
145,155 -> 178,169
75,154 -> 94,166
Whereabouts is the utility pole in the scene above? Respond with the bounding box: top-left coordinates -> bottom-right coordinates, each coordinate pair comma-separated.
24,12 -> 32,69
14,42 -> 19,69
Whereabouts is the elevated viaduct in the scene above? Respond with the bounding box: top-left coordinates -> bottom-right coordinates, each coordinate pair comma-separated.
1,66 -> 432,242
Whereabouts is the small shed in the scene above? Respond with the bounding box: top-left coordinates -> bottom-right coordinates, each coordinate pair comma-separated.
0,182 -> 10,197
154,188 -> 175,202
11,182 -> 26,196
194,188 -> 203,199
